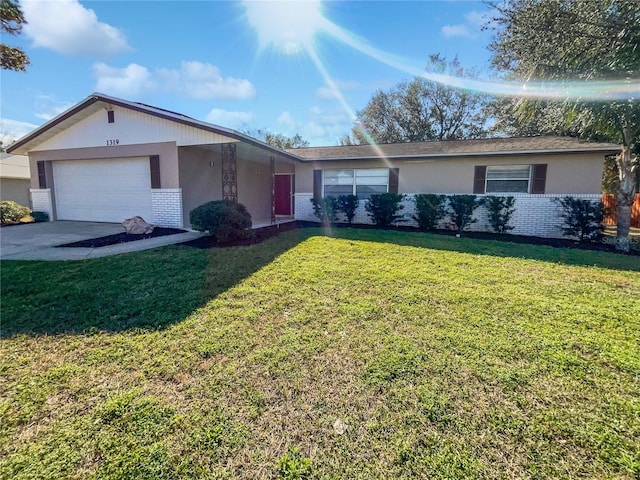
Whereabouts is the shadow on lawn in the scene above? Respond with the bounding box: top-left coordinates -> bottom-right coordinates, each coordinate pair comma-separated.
2,225 -> 636,338
0,228 -> 315,337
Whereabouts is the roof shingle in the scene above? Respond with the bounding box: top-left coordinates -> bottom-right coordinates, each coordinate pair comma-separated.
288,136 -> 620,160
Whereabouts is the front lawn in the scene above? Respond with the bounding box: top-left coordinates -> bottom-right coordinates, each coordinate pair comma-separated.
1,228 -> 639,479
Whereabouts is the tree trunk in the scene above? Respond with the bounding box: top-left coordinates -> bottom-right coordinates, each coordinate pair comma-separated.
615,197 -> 632,252
615,125 -> 635,252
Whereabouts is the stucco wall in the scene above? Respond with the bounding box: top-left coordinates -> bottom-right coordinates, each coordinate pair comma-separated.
1,178 -> 31,206
178,146 -> 222,227
29,142 -> 180,190
295,152 -> 605,195
237,157 -> 273,224
178,146 -> 295,228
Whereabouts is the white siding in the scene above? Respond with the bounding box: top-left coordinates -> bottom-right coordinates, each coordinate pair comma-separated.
32,106 -> 238,152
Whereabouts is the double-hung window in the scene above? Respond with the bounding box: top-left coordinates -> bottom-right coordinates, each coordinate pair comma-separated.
485,165 -> 531,193
323,168 -> 389,199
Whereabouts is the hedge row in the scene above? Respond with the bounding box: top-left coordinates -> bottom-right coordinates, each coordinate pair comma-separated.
311,194 -> 604,242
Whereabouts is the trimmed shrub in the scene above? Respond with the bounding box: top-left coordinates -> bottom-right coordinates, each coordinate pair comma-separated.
310,197 -> 338,225
31,211 -> 50,223
483,196 -> 516,234
1,201 -> 31,225
447,195 -> 481,234
413,194 -> 446,231
554,196 -> 604,242
189,200 -> 253,243
336,194 -> 359,224
365,193 -> 405,227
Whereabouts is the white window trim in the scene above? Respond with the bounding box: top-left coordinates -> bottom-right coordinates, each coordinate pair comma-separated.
322,168 -> 389,197
485,165 -> 532,194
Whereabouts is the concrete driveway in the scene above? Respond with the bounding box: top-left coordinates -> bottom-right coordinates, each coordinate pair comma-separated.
0,221 -> 203,261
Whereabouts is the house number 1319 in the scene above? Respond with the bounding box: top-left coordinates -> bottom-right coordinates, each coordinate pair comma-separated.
106,139 -> 120,146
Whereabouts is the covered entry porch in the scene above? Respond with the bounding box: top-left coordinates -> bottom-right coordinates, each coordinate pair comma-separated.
177,140 -> 297,229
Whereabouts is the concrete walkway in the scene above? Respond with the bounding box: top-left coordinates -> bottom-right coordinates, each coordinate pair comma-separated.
0,221 -> 203,261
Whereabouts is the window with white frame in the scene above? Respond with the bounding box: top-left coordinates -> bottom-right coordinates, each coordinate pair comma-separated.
485,165 -> 531,193
323,168 -> 389,199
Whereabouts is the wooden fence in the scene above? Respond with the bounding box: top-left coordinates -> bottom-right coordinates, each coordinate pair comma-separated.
602,194 -> 640,227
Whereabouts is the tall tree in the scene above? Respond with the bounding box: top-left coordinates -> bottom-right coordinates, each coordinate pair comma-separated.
346,54 -> 490,145
488,0 -> 640,251
243,128 -> 309,149
1,0 -> 30,71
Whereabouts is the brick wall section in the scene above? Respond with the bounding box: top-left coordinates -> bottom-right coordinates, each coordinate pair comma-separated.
30,189 -> 53,221
295,192 -> 602,239
151,188 -> 183,228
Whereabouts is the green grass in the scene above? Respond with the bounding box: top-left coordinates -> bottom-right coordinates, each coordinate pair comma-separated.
1,228 -> 639,479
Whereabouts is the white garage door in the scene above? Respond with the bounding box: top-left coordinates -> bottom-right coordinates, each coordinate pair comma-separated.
53,157 -> 153,223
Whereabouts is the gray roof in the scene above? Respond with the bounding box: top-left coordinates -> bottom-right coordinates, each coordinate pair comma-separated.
288,136 -> 620,160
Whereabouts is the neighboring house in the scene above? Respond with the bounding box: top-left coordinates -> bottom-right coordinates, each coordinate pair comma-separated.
0,153 -> 31,207
7,93 -> 620,238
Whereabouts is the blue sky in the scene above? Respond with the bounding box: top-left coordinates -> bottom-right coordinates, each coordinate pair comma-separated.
1,0 -> 497,147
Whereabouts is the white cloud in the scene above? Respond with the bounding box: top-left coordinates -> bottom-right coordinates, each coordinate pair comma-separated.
277,111 -> 295,129
316,80 -> 362,100
441,24 -> 472,38
309,105 -> 352,127
205,109 -> 254,127
158,61 -> 256,100
0,118 -> 39,145
465,10 -> 488,28
286,106 -> 353,146
34,102 -> 74,121
93,61 -> 256,100
93,63 -> 155,98
441,9 -> 494,39
21,0 -> 130,57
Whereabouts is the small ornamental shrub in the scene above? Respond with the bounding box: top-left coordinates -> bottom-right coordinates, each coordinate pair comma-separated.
447,195 -> 481,234
31,211 -> 50,223
554,196 -> 604,242
483,196 -> 516,234
277,447 -> 312,480
413,194 -> 446,231
310,197 -> 338,225
1,200 -> 31,225
189,200 -> 253,243
365,193 -> 405,227
336,194 -> 359,224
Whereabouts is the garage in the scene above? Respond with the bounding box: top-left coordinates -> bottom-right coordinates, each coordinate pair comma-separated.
53,157 -> 153,223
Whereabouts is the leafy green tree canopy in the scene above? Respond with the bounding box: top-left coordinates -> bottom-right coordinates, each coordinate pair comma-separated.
487,0 -> 640,251
1,0 -> 30,71
345,54 -> 490,145
243,128 -> 309,149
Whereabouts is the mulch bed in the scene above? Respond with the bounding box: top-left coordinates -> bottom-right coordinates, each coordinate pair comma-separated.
178,221 -> 301,249
178,221 -> 639,255
56,227 -> 187,248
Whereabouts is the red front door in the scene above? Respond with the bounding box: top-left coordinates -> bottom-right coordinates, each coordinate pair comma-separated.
274,175 -> 292,215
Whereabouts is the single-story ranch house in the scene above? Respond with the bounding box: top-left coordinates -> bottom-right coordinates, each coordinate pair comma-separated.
7,93 -> 620,238
0,153 -> 31,207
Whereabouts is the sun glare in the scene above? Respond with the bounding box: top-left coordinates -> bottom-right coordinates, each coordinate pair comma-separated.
242,0 -> 638,134
243,0 -> 326,55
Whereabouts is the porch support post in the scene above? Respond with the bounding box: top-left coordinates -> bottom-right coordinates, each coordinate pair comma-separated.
221,143 -> 238,202
270,156 -> 276,225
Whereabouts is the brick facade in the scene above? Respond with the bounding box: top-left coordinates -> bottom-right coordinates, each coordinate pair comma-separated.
295,193 -> 603,240
30,189 -> 53,221
151,188 -> 183,228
